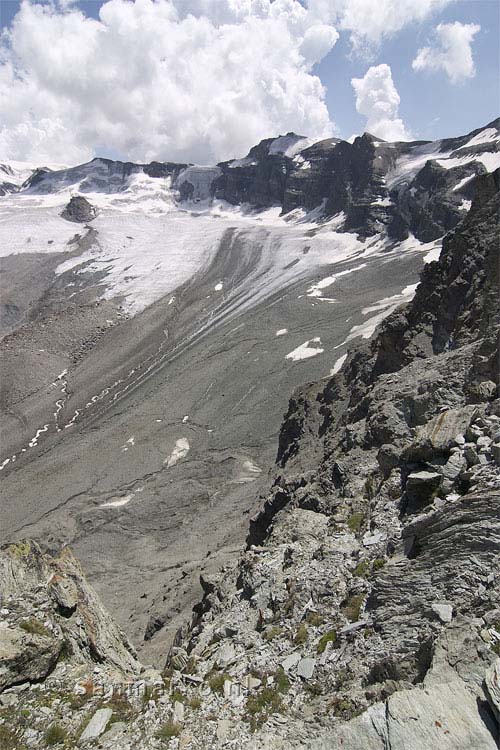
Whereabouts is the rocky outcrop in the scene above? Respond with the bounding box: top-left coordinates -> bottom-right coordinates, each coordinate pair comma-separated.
0,540 -> 141,692
61,195 -> 98,223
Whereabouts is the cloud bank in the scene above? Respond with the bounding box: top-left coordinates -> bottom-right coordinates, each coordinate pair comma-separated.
0,0 -> 339,164
351,64 -> 411,141
0,0 -> 460,163
412,21 -> 481,84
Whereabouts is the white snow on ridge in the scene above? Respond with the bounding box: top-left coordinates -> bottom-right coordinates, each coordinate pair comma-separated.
228,156 -> 258,169
269,135 -> 315,158
435,152 -> 500,172
386,138 -> 500,189
463,127 -> 500,148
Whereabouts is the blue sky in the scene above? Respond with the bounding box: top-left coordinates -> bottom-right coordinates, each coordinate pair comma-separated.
0,1 -> 498,163
317,0 -> 499,141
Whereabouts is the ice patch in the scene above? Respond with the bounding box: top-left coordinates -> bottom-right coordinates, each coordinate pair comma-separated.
286,337 -> 324,361
371,197 -> 392,207
459,199 -> 472,211
214,281 -> 223,291
347,284 -> 418,341
235,458 -> 262,483
331,352 -> 347,375
121,436 -> 135,452
182,415 -> 189,423
228,156 -> 258,169
165,438 -> 190,467
424,245 -> 441,263
276,328 -> 288,336
452,175 -> 474,192
100,493 -> 134,508
307,264 -> 367,298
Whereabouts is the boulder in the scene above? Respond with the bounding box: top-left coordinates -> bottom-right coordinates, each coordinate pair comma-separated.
79,708 -> 113,742
431,602 -> 454,623
306,668 -> 498,749
0,622 -> 62,692
415,407 -> 478,452
377,444 -> 400,477
61,196 -> 98,223
492,443 -> 500,466
297,657 -> 316,680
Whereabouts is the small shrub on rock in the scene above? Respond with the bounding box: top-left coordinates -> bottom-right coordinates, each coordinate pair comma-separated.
342,594 -> 365,622
208,672 -> 231,694
44,724 -> 67,746
19,618 -> 51,637
353,561 -> 370,577
317,629 -> 338,654
347,512 -> 365,534
157,720 -> 181,740
306,611 -> 323,626
294,623 -> 308,645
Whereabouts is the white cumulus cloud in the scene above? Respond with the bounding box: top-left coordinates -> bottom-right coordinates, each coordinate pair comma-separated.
0,0 -> 339,164
412,21 -> 481,84
322,0 -> 454,52
351,64 -> 411,142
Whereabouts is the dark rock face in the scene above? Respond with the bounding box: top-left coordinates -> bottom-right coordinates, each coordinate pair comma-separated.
0,181 -> 18,196
61,195 -> 98,223
212,118 -> 500,243
214,135 -> 297,207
